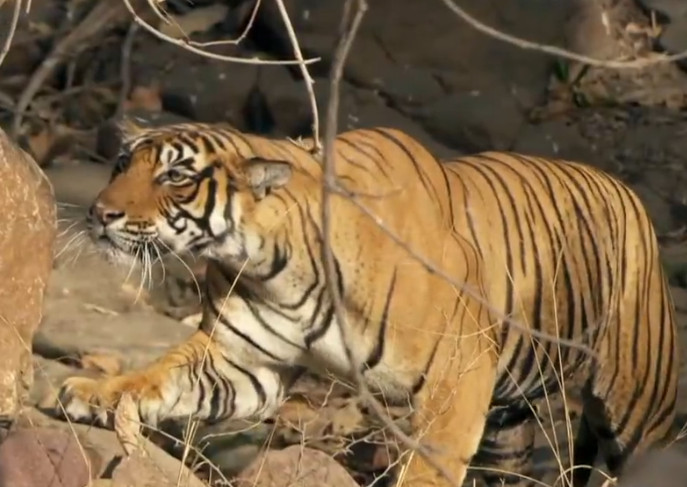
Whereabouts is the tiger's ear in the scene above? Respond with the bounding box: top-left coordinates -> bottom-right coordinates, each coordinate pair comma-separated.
117,118 -> 145,142
242,158 -> 293,199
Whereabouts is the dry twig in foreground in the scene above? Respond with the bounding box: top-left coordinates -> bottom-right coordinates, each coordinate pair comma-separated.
272,0 -> 321,154
319,0 -> 461,485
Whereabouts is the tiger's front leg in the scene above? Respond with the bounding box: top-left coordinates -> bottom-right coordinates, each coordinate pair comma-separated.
397,318 -> 497,486
56,330 -> 285,429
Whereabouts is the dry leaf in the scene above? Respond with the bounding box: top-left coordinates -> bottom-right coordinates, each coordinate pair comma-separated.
123,84 -> 162,113
329,401 -> 364,436
114,393 -> 141,456
277,398 -> 321,427
80,352 -> 123,376
26,129 -> 54,166
157,4 -> 229,39
25,125 -> 76,167
83,303 -> 119,316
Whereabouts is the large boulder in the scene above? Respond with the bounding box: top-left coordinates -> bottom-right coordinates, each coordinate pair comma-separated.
235,445 -> 359,487
0,128 -> 56,422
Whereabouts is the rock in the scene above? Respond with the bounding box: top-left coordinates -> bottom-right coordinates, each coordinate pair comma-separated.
512,119 -> 600,162
0,427 -> 98,487
657,18 -> 687,70
159,59 -> 259,126
110,450 -> 206,487
256,66 -> 313,137
254,0 -> 571,104
635,0 -> 687,20
360,65 -> 445,111
417,87 -> 525,153
45,160 -> 112,209
39,266 -> 196,372
0,128 -> 56,422
341,89 -> 459,158
235,445 -> 359,487
14,408 -> 206,487
616,448 -> 687,487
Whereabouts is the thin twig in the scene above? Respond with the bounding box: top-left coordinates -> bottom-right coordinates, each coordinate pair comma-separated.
273,0 -> 321,155
439,0 -> 687,69
319,0 -> 461,485
121,0 -> 320,66
149,0 -> 262,48
191,0 -> 261,47
0,0 -> 22,70
116,21 -> 139,117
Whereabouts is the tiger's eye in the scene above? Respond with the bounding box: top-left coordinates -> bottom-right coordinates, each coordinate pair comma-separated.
167,169 -> 185,182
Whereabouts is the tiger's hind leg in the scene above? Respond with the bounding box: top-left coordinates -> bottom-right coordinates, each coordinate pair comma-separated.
472,406 -> 537,487
570,412 -> 599,487
571,367 -> 677,487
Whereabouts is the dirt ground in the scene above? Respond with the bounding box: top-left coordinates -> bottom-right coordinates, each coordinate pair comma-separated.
5,0 -> 687,485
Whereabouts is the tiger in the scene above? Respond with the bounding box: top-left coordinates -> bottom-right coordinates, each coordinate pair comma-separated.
56,121 -> 679,487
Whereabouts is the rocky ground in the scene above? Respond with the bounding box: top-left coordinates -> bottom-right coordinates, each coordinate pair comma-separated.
4,0 -> 687,485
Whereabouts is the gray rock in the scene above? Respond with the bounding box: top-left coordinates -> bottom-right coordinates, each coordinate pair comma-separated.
636,0 -> 687,20
357,64 -> 445,110
235,445 -> 359,487
417,87 -> 525,153
160,61 -> 259,126
0,427 -> 97,487
658,18 -> 687,70
512,119 -> 600,162
616,448 -> 687,487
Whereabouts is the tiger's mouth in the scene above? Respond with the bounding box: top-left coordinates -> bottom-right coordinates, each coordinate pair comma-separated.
89,224 -> 167,267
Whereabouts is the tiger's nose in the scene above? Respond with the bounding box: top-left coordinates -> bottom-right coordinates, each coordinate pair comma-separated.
89,202 -> 125,225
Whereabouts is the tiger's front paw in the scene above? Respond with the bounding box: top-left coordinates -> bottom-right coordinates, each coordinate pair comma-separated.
56,376 -> 114,426
56,374 -> 164,428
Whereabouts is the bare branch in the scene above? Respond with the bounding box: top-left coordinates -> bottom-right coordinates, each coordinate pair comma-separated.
0,0 -> 22,70
319,0 -> 462,485
439,0 -> 687,69
189,0 -> 262,48
121,0 -> 320,67
273,0 -> 321,154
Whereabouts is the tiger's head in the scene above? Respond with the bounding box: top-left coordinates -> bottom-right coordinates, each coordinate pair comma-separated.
87,121 -> 294,266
